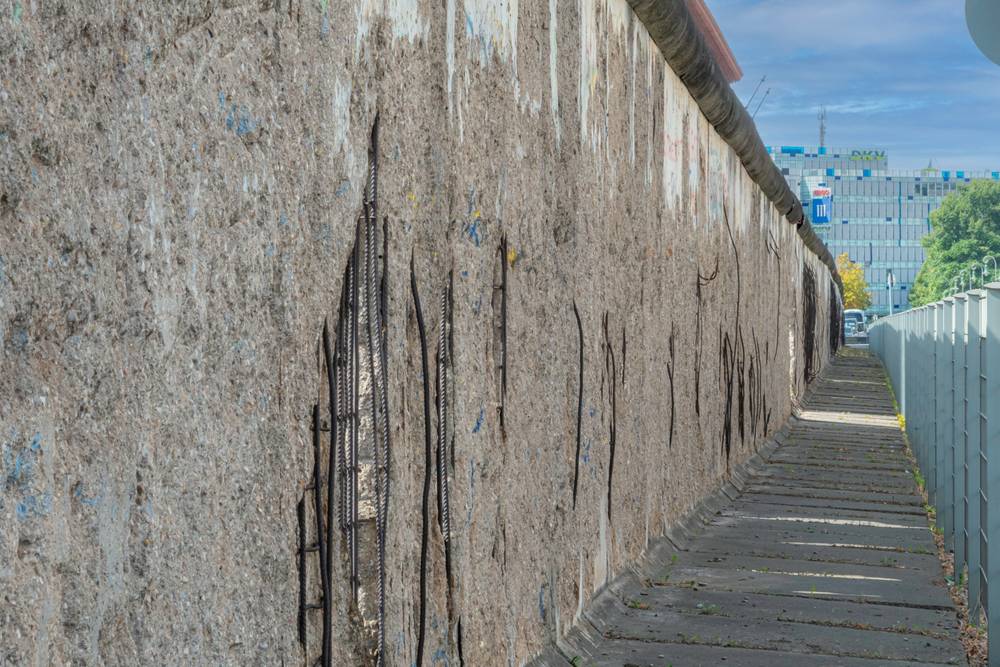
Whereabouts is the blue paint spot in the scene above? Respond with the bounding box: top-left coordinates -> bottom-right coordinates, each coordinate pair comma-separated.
335,180 -> 350,198
320,13 -> 330,36
463,220 -> 481,247
279,213 -> 289,227
471,296 -> 482,315
460,270 -> 469,278
472,408 -> 485,434
225,103 -> 259,137
236,112 -> 256,137
539,585 -> 547,621
29,433 -> 41,452
218,91 -> 226,110
465,12 -> 473,35
15,493 -> 52,521
589,406 -> 596,418
9,450 -> 31,484
582,439 -> 592,464
432,648 -> 450,665
265,244 -> 276,258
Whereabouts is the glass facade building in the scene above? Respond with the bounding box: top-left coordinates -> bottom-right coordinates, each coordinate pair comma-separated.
769,145 -> 1000,316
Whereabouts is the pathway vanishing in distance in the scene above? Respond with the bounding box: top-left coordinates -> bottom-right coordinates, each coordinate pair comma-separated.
536,352 -> 966,666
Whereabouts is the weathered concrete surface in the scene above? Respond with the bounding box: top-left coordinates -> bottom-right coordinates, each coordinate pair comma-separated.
0,1 -> 838,664
542,352 -> 965,666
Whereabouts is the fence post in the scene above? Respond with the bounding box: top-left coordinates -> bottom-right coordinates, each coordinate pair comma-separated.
955,294 -> 968,576
941,297 -> 956,546
935,301 -> 947,509
984,283 -> 1000,660
967,291 -> 984,621
923,306 -> 934,479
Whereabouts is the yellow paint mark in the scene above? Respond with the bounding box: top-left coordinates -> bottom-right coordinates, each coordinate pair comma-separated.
506,247 -> 518,267
472,209 -> 481,219
407,192 -> 419,209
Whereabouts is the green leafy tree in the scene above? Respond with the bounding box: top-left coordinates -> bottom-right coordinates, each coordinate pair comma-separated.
910,181 -> 1000,306
836,252 -> 872,310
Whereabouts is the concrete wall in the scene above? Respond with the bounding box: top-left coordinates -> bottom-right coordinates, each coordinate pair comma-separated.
0,0 -> 838,664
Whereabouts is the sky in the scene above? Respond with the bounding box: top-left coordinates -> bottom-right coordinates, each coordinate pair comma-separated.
708,0 -> 1000,170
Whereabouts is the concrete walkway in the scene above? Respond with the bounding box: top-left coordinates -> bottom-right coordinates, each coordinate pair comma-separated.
539,351 -> 966,666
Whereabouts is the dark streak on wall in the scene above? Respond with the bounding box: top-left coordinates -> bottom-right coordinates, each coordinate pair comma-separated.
572,301 -> 584,509
602,312 -> 618,522
803,264 -> 818,385
409,254 -> 433,667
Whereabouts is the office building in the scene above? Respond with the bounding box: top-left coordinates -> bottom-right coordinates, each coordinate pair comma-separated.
769,145 -> 1000,315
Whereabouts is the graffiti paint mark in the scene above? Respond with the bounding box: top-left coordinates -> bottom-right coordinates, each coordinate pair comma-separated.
463,220 -> 482,247
224,104 -> 259,137
472,407 -> 485,434
15,493 -> 51,522
463,1 -> 518,69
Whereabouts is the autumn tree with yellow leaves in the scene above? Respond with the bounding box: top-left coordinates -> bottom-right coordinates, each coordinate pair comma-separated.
836,253 -> 872,310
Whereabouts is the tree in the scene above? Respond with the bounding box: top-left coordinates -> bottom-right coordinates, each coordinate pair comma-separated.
836,252 -> 872,310
910,181 -> 1000,306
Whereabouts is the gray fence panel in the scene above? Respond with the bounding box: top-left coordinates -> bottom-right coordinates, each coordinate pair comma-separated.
870,283 -> 1000,664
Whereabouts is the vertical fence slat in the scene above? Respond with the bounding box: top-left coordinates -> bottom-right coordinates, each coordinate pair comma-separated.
941,299 -> 955,538
967,291 -> 984,620
984,284 -> 1000,659
956,295 -> 968,578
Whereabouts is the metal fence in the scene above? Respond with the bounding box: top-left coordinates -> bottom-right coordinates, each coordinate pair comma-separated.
869,283 -> 1000,663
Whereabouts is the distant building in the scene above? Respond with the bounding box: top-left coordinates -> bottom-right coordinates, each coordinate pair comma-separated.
770,145 -> 1000,315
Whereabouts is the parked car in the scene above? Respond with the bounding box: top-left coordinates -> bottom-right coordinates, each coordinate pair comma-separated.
844,309 -> 868,341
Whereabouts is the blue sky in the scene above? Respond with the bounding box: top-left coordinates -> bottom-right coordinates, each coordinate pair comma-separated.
709,0 -> 1000,170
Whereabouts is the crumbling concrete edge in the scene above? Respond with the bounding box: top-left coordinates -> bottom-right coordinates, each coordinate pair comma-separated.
626,0 -> 843,297
527,422 -> 793,666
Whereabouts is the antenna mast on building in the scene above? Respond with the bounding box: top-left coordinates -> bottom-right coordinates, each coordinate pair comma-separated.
745,75 -> 766,108
818,106 -> 827,148
751,88 -> 770,120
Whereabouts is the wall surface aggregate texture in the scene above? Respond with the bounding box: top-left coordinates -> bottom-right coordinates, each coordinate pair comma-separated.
0,0 -> 837,664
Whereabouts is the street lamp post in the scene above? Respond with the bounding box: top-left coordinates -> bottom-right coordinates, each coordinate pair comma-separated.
986,255 -> 998,283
